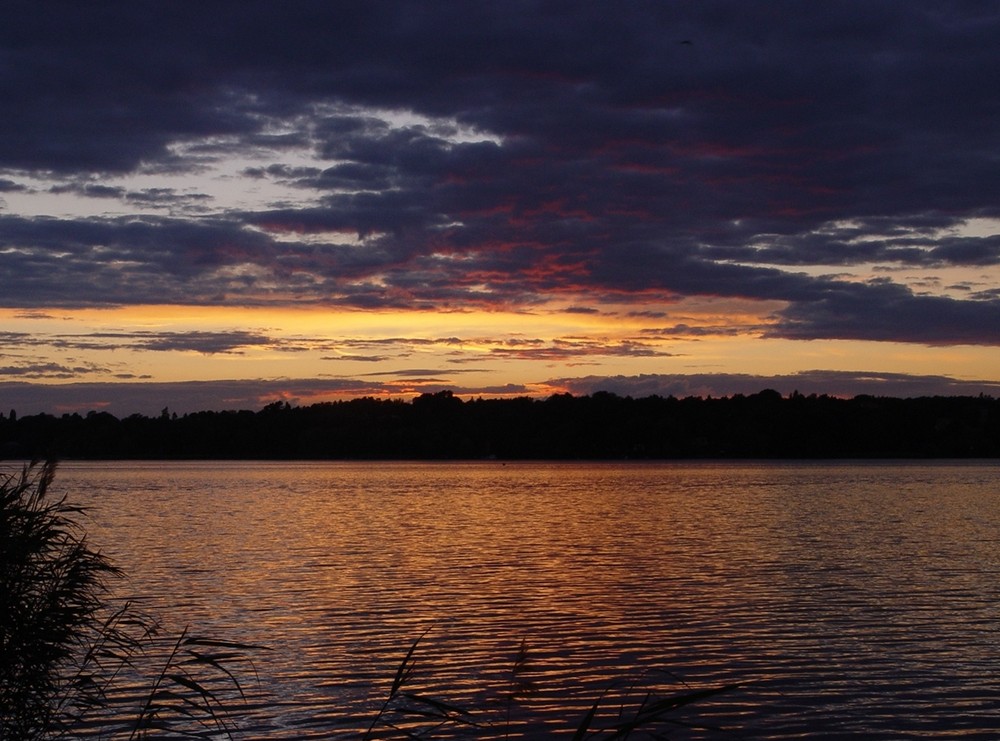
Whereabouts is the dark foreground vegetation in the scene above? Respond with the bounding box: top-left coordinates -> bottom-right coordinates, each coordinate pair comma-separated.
0,461 -> 261,740
2,389 -> 999,460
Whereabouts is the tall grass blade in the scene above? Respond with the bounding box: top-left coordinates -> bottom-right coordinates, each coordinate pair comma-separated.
364,629 -> 430,739
391,630 -> 428,698
573,689 -> 608,741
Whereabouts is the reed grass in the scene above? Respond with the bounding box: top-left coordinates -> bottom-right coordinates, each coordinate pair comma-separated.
1,461 -> 260,740
363,631 -> 742,740
363,629 -> 483,740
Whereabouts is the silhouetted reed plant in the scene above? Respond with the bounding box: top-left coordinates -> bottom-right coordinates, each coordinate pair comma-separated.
0,461 -> 259,740
363,632 -> 741,740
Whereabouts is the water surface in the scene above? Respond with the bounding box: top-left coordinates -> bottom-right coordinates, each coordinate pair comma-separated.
57,460 -> 1000,738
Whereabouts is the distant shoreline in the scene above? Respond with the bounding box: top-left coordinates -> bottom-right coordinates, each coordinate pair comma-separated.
2,389 -> 998,460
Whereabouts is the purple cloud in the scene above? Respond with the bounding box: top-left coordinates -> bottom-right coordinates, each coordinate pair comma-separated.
0,1 -> 998,344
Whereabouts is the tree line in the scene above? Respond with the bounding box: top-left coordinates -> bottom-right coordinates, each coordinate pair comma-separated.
1,389 -> 998,460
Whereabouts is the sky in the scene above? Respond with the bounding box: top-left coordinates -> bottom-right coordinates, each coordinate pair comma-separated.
2,0 -> 1000,416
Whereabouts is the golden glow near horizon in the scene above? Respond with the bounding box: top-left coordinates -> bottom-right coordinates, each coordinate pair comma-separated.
4,299 -> 998,406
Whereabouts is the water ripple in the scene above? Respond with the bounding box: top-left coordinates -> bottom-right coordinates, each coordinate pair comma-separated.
57,460 -> 1000,739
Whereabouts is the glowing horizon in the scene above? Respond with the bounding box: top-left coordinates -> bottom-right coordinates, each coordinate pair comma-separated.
3,300 -> 998,416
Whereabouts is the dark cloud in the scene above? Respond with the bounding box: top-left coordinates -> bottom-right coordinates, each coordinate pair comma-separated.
0,361 -> 109,380
0,331 -> 37,346
12,311 -> 59,320
322,354 -> 393,363
552,371 -> 1000,400
241,164 -> 323,182
0,215 -> 275,306
641,324 -> 757,339
361,368 -> 480,378
97,330 -> 280,354
929,236 -> 1000,266
0,1 -> 998,344
483,338 -> 676,362
703,225 -> 1000,269
124,188 -> 214,211
50,183 -> 126,199
0,328 -> 306,355
771,281 -> 1000,345
45,181 -> 216,212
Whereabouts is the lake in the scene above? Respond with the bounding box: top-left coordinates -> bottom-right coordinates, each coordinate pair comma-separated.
54,460 -> 1000,739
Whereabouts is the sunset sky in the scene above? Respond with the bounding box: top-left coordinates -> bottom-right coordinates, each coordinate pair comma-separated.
2,1 -> 999,416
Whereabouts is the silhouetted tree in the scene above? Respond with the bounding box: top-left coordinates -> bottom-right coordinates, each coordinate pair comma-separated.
1,393 -> 998,460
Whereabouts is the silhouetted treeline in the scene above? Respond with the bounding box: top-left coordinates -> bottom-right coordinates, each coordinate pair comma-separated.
1,389 -> 999,460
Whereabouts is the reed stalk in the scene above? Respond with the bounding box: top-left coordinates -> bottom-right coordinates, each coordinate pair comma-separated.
1,461 -> 260,740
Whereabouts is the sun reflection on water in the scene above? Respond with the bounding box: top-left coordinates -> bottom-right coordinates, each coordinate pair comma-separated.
57,460 -> 1000,739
